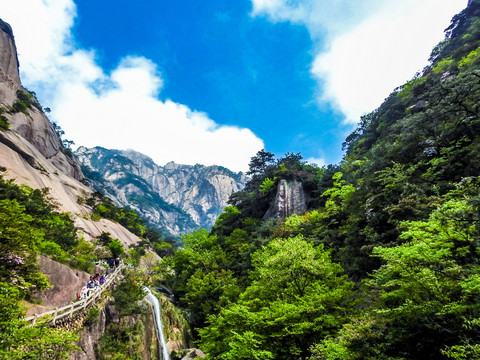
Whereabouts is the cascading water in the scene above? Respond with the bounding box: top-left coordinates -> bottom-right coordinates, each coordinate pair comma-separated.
144,287 -> 170,360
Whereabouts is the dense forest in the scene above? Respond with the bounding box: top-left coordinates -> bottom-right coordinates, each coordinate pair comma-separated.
158,3 -> 480,359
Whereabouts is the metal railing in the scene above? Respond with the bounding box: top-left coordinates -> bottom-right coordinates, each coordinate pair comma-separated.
25,264 -> 123,326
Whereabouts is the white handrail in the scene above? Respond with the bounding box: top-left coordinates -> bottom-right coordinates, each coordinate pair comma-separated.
26,264 -> 123,325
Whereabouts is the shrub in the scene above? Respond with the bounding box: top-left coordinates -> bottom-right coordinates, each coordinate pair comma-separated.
84,307 -> 100,326
0,115 -> 9,130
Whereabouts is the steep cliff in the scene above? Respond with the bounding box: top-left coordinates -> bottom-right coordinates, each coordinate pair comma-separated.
0,19 -> 20,96
24,256 -> 90,316
75,146 -> 247,236
72,302 -> 160,360
0,20 -> 82,181
0,18 -> 142,249
263,179 -> 309,220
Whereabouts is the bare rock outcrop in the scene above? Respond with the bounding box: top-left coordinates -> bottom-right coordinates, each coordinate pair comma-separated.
180,349 -> 206,359
72,301 -> 159,360
7,109 -> 84,180
0,19 -> 141,249
0,18 -> 82,180
263,179 -> 309,220
27,256 -> 90,316
0,19 -> 20,91
71,306 -> 108,360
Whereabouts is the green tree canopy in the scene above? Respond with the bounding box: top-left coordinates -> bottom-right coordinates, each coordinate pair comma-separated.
200,236 -> 354,360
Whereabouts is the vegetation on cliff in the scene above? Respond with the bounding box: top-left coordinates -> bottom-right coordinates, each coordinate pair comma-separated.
84,190 -> 177,258
0,166 -> 170,359
96,269 -> 157,360
2,2 -> 480,359
0,168 -> 81,358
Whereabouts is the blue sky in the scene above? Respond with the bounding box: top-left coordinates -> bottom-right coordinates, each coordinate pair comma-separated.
73,0 -> 334,156
0,0 -> 469,172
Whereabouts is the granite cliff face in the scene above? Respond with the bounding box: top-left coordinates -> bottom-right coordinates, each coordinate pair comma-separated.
71,302 -> 160,360
75,146 -> 247,236
0,20 -> 20,93
0,20 -> 82,181
0,18 -> 141,248
263,179 -> 309,220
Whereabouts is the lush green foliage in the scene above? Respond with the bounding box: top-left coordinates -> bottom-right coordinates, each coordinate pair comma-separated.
98,322 -> 146,360
98,269 -> 151,360
0,293 -> 78,360
199,236 -> 354,360
86,191 -> 177,256
311,195 -> 480,360
9,90 -> 41,115
113,269 -> 148,316
0,106 -> 9,130
0,169 -> 97,272
158,3 -> 480,359
1,3 -> 479,359
0,170 -> 80,358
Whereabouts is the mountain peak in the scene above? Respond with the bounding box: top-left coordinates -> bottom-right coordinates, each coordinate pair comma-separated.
0,18 -> 20,89
76,146 -> 247,236
164,161 -> 181,170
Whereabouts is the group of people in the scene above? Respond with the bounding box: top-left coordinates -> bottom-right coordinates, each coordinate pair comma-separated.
108,257 -> 121,268
78,273 -> 108,300
77,257 -> 122,300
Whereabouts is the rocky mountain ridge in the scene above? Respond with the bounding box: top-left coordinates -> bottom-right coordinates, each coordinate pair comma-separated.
75,146 -> 247,236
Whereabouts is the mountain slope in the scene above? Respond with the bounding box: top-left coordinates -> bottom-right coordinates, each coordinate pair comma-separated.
75,146 -> 247,236
0,18 -> 142,249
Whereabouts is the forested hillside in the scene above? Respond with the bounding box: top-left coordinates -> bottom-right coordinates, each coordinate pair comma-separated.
160,3 -> 480,359
0,169 -> 88,357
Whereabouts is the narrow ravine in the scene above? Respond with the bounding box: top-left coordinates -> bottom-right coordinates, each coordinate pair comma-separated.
144,287 -> 170,360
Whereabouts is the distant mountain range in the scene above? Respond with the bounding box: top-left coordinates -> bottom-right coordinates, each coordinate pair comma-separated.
75,146 -> 247,237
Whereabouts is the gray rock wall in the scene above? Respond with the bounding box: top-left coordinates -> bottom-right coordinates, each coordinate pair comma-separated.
72,302 -> 160,360
0,19 -> 20,90
0,18 -> 83,180
264,179 -> 309,220
27,256 -> 90,316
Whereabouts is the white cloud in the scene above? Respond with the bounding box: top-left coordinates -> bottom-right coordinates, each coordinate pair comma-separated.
306,157 -> 326,168
251,0 -> 385,36
0,0 -> 263,172
54,60 -> 264,170
251,0 -> 469,123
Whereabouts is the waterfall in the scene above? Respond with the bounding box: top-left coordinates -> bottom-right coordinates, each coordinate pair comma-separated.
144,287 -> 170,360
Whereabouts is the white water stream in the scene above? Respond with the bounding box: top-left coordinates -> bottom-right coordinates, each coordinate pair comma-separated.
144,287 -> 170,360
